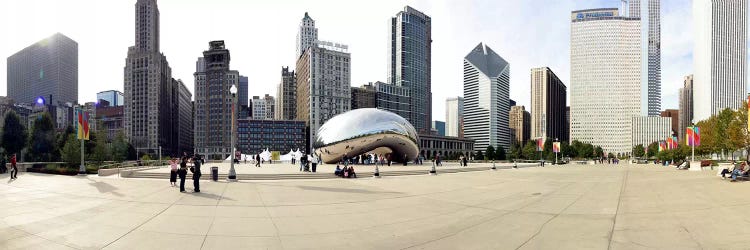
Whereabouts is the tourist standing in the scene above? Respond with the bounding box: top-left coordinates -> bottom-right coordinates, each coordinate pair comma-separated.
178,157 -> 187,192
169,158 -> 178,187
192,155 -> 202,192
463,155 -> 468,167
9,154 -> 18,179
403,154 -> 408,166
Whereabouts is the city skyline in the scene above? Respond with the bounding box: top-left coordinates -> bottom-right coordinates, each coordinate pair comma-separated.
0,0 -> 733,121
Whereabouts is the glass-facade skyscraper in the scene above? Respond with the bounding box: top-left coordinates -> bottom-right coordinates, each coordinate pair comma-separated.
7,33 -> 78,105
96,90 -> 123,106
386,6 -> 432,133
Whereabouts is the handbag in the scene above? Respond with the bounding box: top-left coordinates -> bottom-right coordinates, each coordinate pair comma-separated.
189,167 -> 195,173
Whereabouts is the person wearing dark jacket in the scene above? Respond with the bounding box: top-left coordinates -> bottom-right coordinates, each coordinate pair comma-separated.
192,155 -> 202,192
178,156 -> 188,192
9,154 -> 18,179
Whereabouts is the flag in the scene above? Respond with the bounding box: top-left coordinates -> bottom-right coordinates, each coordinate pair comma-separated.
666,137 -> 673,150
536,138 -> 544,152
672,136 -> 678,149
553,142 -> 560,153
658,141 -> 666,152
76,109 -> 90,141
686,127 -> 694,146
694,127 -> 700,146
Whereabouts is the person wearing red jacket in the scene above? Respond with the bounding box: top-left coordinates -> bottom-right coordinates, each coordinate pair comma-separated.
10,154 -> 18,179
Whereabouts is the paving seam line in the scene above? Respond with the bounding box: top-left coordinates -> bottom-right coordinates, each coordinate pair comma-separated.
606,167 -> 629,250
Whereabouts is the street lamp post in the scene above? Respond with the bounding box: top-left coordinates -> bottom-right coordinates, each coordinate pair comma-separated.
228,85 -> 238,181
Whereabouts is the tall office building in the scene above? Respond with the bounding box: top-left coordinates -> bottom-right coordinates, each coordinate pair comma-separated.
631,116 -> 672,150
570,8 -> 641,154
463,43 -> 511,152
388,6 -> 432,133
693,0 -> 748,122
193,41 -> 240,159
276,67 -> 296,120
7,33 -> 78,105
296,41 -> 351,151
530,67 -> 568,142
375,81 -> 410,120
124,0 -> 179,156
296,12 -> 318,59
445,97 -> 464,138
432,121 -> 446,136
624,0 -> 661,115
264,94 -> 276,120
678,75 -> 693,141
174,79 -> 193,154
251,96 -> 266,120
238,75 -> 248,110
565,106 -> 570,142
660,109 -> 679,137
509,105 -> 531,145
96,90 -> 124,106
351,83 -> 377,110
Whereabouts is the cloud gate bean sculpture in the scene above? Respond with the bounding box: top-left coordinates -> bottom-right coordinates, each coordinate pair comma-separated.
313,108 -> 420,164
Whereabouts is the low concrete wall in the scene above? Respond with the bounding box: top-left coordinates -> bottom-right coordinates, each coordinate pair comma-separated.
99,166 -> 160,177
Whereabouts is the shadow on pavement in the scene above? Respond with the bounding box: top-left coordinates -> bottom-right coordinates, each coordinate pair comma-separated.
87,179 -> 124,197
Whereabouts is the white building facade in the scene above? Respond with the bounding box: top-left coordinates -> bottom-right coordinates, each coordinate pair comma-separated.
693,0 -> 748,123
624,0 -> 662,116
463,43 -> 511,152
631,116 -> 672,150
570,9 -> 642,154
445,96 -> 464,138
296,12 -> 318,59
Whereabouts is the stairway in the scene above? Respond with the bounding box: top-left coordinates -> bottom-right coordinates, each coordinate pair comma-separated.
124,166 -> 503,180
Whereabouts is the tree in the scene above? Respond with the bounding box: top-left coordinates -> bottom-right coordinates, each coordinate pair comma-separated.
475,150 -> 484,161
509,143 -> 521,160
496,146 -> 506,160
27,112 -> 57,162
56,126 -> 75,161
90,127 -> 109,163
522,141 -> 538,160
111,131 -> 128,162
61,134 -> 81,167
594,146 -> 603,158
633,144 -> 645,158
485,146 -> 495,161
561,141 -> 572,159
1,111 -> 28,157
607,152 -> 615,159
543,138 -> 554,161
728,102 -> 749,161
647,142 -> 659,158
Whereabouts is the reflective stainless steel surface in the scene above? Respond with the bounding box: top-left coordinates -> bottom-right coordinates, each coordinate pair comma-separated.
313,108 -> 420,164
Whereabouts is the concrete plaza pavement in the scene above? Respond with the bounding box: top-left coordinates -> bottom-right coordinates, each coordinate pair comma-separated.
0,164 -> 747,249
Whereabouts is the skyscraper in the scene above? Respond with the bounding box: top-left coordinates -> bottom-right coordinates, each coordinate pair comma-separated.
296,41 -> 351,151
388,6 -> 432,133
174,79 -> 193,155
463,43 -> 511,152
351,83 -> 377,110
124,0 -> 177,156
509,105 -> 531,145
251,96 -> 266,120
570,8 -> 641,154
96,90 -> 123,106
445,97 -> 464,138
625,0 -> 661,115
264,94 -> 276,120
193,41 -> 240,159
276,67 -> 296,120
678,75 -> 693,141
660,109 -> 679,136
238,75 -> 248,111
530,67 -> 568,142
7,33 -> 78,105
693,0 -> 748,122
296,12 -> 318,59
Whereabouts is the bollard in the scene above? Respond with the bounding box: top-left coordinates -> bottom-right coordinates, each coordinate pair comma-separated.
492,160 -> 497,170
513,160 -> 518,169
373,164 -> 381,178
429,161 -> 437,175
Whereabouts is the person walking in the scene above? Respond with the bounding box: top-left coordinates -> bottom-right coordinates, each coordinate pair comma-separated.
192,155 -> 202,192
178,156 -> 188,192
299,153 -> 304,171
463,154 -> 468,167
255,154 -> 261,167
169,157 -> 178,187
9,154 -> 18,180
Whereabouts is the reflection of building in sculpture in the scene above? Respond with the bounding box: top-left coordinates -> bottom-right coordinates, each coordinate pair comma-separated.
313,108 -> 419,164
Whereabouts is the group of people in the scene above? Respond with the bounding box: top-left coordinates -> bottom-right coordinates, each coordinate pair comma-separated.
169,153 -> 203,193
242,154 -> 265,167
299,152 -> 318,172
0,154 -> 18,179
334,165 -> 357,178
720,161 -> 750,182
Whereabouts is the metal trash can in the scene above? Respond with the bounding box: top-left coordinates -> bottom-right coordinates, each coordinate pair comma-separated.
312,163 -> 317,172
211,167 -> 219,181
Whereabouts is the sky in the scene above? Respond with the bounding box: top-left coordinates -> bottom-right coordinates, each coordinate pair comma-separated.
0,0 -> 707,121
